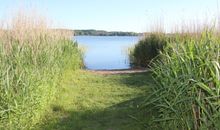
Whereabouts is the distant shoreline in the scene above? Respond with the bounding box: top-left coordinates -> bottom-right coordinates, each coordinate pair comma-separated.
75,35 -> 140,36
52,29 -> 143,36
74,29 -> 142,36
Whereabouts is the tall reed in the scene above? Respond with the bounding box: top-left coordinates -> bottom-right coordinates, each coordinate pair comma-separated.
145,30 -> 220,129
0,11 -> 82,129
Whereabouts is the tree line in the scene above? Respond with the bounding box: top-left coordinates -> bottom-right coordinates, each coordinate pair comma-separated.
74,29 -> 140,36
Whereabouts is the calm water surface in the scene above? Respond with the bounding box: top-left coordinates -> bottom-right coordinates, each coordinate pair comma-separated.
75,36 -> 139,70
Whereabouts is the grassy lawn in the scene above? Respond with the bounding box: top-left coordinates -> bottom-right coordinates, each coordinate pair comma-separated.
37,70 -> 154,130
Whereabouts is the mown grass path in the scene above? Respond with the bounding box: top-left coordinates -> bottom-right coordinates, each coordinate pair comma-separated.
38,70 -> 154,130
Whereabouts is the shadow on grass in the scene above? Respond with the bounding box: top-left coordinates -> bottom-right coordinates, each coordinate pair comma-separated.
40,96 -> 152,130
38,71 -> 159,130
116,72 -> 154,88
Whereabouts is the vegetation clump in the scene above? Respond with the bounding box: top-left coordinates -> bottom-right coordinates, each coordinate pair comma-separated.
0,11 -> 82,129
129,33 -> 167,67
145,30 -> 220,129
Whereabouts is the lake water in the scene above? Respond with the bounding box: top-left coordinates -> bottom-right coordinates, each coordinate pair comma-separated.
75,36 -> 139,70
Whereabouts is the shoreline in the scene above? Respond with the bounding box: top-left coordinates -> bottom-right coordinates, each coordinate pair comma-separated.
86,68 -> 148,75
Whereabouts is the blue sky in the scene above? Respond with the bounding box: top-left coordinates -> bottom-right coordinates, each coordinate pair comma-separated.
0,0 -> 218,32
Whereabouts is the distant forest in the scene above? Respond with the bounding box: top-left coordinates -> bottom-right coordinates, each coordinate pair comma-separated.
74,29 -> 140,36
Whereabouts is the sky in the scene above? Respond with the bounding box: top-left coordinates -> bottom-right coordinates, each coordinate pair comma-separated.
0,0 -> 219,32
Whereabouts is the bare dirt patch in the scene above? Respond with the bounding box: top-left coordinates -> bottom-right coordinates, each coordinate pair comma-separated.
87,68 -> 148,75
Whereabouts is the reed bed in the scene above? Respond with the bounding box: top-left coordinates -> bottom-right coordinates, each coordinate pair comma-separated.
0,11 -> 82,129
140,29 -> 220,129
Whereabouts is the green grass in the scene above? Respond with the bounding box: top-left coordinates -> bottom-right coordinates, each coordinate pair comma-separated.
37,70 -> 154,130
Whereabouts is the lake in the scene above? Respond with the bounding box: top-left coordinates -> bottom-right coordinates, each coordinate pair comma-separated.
75,36 -> 139,70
